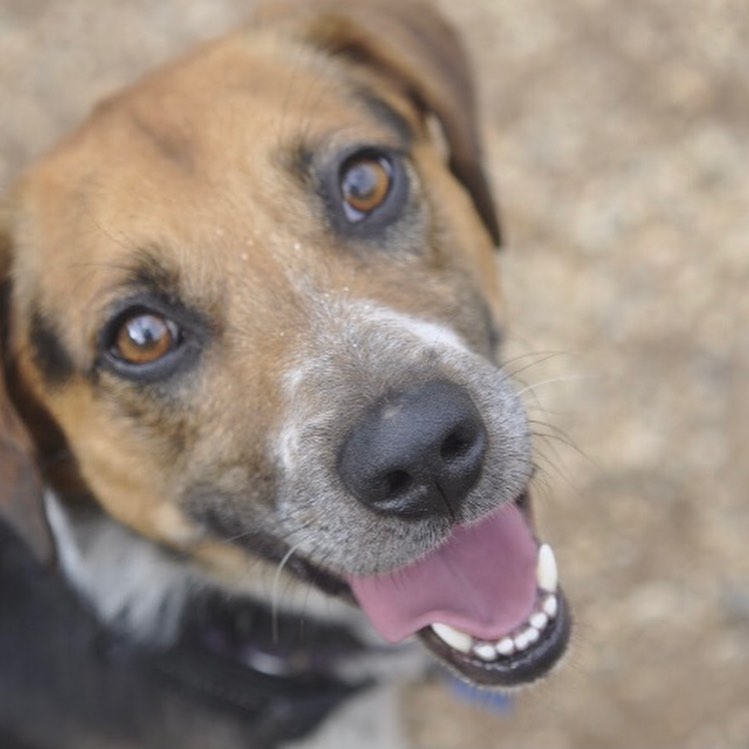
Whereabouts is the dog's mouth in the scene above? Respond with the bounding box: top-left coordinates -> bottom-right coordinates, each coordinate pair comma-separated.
344,493 -> 570,687
211,491 -> 569,687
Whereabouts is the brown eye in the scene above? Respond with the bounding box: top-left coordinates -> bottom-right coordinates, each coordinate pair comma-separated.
113,313 -> 177,365
340,155 -> 393,221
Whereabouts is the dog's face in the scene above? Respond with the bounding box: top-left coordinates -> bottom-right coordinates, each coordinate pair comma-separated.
0,0 -> 569,688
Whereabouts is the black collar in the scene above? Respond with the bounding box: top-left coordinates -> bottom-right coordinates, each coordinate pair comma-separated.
138,590 -> 374,745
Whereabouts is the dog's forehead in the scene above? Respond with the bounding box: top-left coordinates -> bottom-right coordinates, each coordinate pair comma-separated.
15,31 -> 416,307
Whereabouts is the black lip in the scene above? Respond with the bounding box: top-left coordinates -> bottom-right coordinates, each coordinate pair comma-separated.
293,540 -> 571,688
418,589 -> 571,687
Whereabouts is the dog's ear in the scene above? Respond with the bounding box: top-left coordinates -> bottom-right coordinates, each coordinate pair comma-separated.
0,208 -> 54,564
255,0 -> 502,247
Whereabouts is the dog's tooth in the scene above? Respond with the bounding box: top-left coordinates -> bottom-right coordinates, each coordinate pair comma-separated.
530,611 -> 549,631
525,626 -> 540,644
543,594 -> 559,619
514,631 -> 530,651
536,543 -> 558,593
496,637 -> 516,657
431,623 -> 473,654
473,642 -> 499,661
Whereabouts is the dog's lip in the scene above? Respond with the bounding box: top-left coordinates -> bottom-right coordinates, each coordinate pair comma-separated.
417,588 -> 570,687
280,552 -> 355,601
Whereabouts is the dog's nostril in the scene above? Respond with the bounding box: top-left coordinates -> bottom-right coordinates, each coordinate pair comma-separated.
440,426 -> 474,462
384,469 -> 413,498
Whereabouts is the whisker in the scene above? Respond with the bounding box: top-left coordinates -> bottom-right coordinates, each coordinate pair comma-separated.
530,421 -> 586,455
271,540 -> 307,643
503,349 -> 574,379
516,374 -> 598,398
526,402 -> 578,419
295,546 -> 342,633
533,445 -> 584,498
530,461 -> 555,504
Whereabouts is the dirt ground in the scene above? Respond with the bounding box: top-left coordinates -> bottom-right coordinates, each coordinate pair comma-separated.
1,1 -> 747,747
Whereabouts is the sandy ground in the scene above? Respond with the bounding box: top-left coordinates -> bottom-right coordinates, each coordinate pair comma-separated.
1,1 -> 747,747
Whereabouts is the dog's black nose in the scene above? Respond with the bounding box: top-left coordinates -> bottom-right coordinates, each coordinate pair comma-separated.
337,381 -> 487,519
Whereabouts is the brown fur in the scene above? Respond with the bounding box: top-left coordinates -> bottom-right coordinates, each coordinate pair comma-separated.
1,0 -> 503,592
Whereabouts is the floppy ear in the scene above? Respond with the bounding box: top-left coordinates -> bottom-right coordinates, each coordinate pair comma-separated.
0,210 -> 54,564
255,0 -> 502,247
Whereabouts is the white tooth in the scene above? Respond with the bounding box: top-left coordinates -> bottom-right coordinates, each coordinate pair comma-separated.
514,632 -> 530,651
536,544 -> 558,593
496,637 -> 515,656
525,626 -> 540,644
473,642 -> 499,661
431,623 -> 473,654
530,612 -> 549,630
543,594 -> 559,619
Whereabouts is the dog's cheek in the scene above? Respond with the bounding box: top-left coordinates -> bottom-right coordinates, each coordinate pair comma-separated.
31,377 -> 203,544
99,381 -> 200,458
416,145 -> 504,301
454,282 -> 505,360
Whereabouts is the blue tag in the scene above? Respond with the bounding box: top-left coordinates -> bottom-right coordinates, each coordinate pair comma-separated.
448,676 -> 514,714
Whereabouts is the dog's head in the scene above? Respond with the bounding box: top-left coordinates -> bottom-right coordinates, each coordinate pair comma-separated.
0,0 -> 569,687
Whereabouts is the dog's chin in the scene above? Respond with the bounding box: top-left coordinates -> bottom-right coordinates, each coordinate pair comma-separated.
285,490 -> 571,689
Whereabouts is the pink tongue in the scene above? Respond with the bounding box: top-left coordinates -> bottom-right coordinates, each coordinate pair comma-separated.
348,504 -> 538,642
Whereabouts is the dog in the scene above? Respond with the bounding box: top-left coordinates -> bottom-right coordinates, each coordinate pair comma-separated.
0,1 -> 571,746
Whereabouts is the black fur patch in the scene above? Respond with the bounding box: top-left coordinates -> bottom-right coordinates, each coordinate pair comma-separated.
0,520 -> 361,747
29,308 -> 75,386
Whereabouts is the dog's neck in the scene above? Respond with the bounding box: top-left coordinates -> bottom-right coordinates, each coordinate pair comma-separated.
43,489 -> 425,683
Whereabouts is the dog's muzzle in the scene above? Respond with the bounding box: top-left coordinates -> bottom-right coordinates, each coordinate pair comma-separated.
274,303 -> 571,688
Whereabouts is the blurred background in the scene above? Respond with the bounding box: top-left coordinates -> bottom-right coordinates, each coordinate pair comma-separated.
1,0 -> 747,746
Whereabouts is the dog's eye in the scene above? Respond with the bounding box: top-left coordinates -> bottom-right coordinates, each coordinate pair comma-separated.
339,153 -> 393,222
100,302 -> 203,382
322,147 -> 408,237
112,313 -> 179,365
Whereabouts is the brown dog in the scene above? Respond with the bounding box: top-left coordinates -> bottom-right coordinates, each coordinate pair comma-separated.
1,0 -> 569,743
